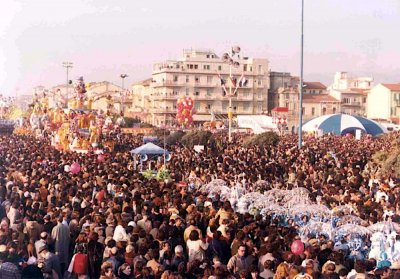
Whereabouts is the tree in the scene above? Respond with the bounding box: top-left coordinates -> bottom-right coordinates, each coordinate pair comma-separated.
165,130 -> 186,146
181,130 -> 215,148
244,131 -> 280,147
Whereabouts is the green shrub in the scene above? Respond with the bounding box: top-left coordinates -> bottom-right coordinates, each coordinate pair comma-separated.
181,130 -> 215,148
244,131 -> 280,147
140,122 -> 154,128
123,117 -> 141,127
156,165 -> 170,181
151,128 -> 170,138
165,130 -> 186,145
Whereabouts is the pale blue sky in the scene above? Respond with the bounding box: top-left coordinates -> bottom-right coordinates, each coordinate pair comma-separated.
1,0 -> 399,96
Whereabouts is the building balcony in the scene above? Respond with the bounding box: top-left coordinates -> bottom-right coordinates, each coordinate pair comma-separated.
342,102 -> 361,106
151,94 -> 180,100
151,108 -> 177,114
151,81 -> 186,87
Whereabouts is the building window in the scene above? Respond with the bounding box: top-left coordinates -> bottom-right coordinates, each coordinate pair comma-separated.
258,103 -> 263,112
363,97 -> 366,103
258,65 -> 262,72
343,98 -> 350,104
243,103 -> 250,111
207,88 -> 213,96
243,64 -> 247,71
194,91 -> 200,96
218,65 -> 222,71
173,76 -> 178,82
195,76 -> 200,83
207,104 -> 211,110
186,75 -> 189,83
203,65 -> 210,70
312,107 -> 315,116
185,88 -> 189,96
207,76 -> 212,84
258,80 -> 262,86
333,107 -> 337,114
302,107 -> 305,115
194,64 -> 198,69
194,102 -> 200,110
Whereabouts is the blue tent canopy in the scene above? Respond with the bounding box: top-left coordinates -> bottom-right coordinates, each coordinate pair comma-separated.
303,114 -> 387,136
130,142 -> 169,155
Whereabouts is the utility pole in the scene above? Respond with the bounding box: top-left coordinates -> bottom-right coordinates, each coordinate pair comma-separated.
298,0 -> 304,149
120,74 -> 128,113
62,61 -> 73,108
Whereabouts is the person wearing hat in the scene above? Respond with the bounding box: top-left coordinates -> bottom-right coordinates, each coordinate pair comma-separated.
38,245 -> 62,279
171,245 -> 186,272
35,232 -> 48,260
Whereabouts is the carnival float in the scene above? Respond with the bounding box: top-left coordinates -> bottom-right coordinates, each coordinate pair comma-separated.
26,76 -> 122,153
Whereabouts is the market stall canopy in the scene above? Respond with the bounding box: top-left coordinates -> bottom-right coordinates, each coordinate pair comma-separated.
303,114 -> 387,136
130,142 -> 169,155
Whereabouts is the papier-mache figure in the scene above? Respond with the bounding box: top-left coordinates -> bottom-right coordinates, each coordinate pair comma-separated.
74,76 -> 87,109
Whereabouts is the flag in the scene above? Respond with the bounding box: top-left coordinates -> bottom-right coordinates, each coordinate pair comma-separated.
233,73 -> 245,96
217,72 -> 228,97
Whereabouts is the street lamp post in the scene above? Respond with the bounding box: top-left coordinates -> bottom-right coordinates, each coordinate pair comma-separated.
298,0 -> 304,149
62,61 -> 73,108
120,74 -> 128,113
221,46 -> 241,143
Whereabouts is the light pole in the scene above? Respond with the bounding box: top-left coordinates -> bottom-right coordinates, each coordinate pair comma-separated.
298,0 -> 304,149
62,61 -> 73,108
221,46 -> 241,142
120,74 -> 128,113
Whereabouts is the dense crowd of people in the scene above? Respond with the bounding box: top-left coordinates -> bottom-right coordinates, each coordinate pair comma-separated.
0,130 -> 399,279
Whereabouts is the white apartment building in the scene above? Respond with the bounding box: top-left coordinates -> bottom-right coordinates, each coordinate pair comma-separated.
328,72 -> 373,116
149,48 -> 269,126
367,83 -> 400,124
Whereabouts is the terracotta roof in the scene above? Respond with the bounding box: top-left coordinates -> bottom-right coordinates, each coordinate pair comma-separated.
303,82 -> 327,90
382,83 -> 400,91
349,88 -> 369,95
302,94 -> 340,103
336,89 -> 364,95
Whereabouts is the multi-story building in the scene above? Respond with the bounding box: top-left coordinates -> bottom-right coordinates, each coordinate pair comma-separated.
367,83 -> 400,124
52,81 -> 129,115
131,78 -> 152,122
277,82 -> 340,125
268,72 -> 299,111
328,72 -> 372,115
149,48 -> 269,126
303,82 -> 327,95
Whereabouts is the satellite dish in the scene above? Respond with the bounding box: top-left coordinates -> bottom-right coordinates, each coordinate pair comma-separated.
165,153 -> 171,161
140,154 -> 148,162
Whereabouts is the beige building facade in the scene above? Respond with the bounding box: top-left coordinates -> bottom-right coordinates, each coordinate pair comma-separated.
52,81 -> 132,115
367,83 -> 400,124
147,48 -> 269,126
278,84 -> 341,125
328,72 -> 372,116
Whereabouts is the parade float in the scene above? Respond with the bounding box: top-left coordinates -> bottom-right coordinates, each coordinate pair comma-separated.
27,76 -> 122,153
